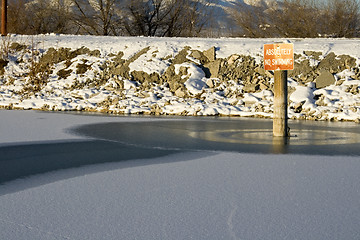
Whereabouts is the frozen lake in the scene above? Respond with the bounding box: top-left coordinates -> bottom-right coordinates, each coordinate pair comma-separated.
73,117 -> 360,155
2,114 -> 360,185
0,110 -> 360,240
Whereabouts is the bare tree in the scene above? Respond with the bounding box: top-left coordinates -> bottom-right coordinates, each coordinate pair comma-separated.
122,0 -> 167,36
3,0 -> 71,34
229,0 -> 360,38
6,0 -> 28,34
323,0 -> 360,37
178,0 -> 215,37
71,0 -> 122,35
121,0 -> 214,37
21,0 -> 72,34
271,0 -> 320,38
229,0 -> 271,37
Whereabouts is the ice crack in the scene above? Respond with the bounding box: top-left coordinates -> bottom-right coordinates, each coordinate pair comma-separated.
227,203 -> 239,240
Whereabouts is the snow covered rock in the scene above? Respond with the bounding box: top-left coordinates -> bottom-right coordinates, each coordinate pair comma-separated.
1,35 -> 360,122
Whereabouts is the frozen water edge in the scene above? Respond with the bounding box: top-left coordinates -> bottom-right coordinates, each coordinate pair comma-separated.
0,109 -> 179,146
0,110 -> 360,240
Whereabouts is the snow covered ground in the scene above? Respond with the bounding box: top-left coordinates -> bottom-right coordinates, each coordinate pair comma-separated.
1,35 -> 360,121
0,110 -> 360,240
1,35 -> 360,239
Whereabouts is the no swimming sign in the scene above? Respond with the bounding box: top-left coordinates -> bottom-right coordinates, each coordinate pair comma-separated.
264,43 -> 294,71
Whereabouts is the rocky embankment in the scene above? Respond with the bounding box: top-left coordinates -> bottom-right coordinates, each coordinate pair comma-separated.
1,39 -> 360,122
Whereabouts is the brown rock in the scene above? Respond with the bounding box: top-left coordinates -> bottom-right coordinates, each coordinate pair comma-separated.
203,47 -> 216,62
175,87 -> 186,98
243,83 -> 260,93
315,70 -> 335,88
203,60 -> 222,78
227,54 -> 240,65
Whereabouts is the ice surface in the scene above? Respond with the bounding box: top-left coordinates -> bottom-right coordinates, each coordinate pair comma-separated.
1,151 -> 359,240
0,110 -> 359,240
0,110 -> 169,146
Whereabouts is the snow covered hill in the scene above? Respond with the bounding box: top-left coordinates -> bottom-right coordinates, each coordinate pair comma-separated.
1,34 -> 360,122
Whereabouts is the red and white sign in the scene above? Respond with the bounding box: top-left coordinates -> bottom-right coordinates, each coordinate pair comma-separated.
263,43 -> 294,71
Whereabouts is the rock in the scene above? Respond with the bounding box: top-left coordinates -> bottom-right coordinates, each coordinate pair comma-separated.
317,52 -> 356,73
175,87 -> 186,98
0,58 -> 9,74
336,79 -> 345,86
206,78 -> 214,88
350,85 -> 359,94
259,82 -> 269,91
254,66 -> 266,76
57,68 -> 72,79
172,46 -> 191,65
315,70 -> 335,88
10,42 -> 28,51
178,66 -> 188,76
203,47 -> 216,62
191,50 -> 202,59
303,51 -> 322,60
113,78 -> 124,89
190,50 -> 207,64
150,104 -> 162,115
315,94 -> 327,106
243,83 -> 260,93
317,52 -> 336,70
128,47 -> 150,63
76,62 -> 91,74
290,59 -> 315,84
227,54 -> 240,65
293,102 -> 304,113
104,85 -> 115,91
203,60 -> 221,78
339,54 -> 356,69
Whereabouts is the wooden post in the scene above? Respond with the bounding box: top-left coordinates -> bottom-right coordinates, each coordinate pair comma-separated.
264,43 -> 293,137
273,70 -> 288,137
1,0 -> 7,36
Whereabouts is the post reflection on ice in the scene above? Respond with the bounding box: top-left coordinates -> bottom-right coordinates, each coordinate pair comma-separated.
272,136 -> 289,154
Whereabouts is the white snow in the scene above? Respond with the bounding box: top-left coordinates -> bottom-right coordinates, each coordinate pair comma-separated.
179,63 -> 207,95
1,34 -> 360,238
0,110 -> 360,240
1,35 -> 360,121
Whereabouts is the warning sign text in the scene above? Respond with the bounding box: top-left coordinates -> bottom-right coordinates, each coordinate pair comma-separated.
264,43 -> 294,71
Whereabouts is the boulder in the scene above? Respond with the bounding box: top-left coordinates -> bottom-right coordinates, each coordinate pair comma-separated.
206,78 -> 214,88
175,87 -> 186,98
190,50 -> 208,64
315,70 -> 335,88
203,47 -> 216,62
0,58 -> 9,74
227,54 -> 240,65
203,60 -> 222,78
303,51 -> 322,60
243,83 -> 260,93
172,46 -> 191,65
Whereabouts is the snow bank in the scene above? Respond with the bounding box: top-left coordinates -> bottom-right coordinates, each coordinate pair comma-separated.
1,35 -> 360,121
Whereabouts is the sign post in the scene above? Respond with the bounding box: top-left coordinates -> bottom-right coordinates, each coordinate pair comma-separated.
1,0 -> 7,36
264,43 -> 294,137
